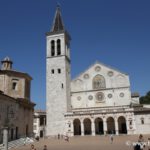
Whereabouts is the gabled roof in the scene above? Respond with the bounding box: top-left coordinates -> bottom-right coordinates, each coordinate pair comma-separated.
51,5 -> 65,32
72,61 -> 128,81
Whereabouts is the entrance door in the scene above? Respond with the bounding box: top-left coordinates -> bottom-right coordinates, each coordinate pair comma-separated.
118,116 -> 127,134
26,125 -> 28,137
11,128 -> 14,140
84,118 -> 91,135
95,118 -> 104,135
15,127 -> 18,139
73,119 -> 81,135
107,117 -> 115,134
40,130 -> 43,137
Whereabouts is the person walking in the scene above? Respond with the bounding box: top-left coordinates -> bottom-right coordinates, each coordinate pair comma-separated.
110,134 -> 114,144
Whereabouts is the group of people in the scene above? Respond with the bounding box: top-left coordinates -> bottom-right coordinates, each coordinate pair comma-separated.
30,144 -> 47,150
109,133 -> 150,150
134,134 -> 150,150
57,133 -> 69,142
29,133 -> 149,150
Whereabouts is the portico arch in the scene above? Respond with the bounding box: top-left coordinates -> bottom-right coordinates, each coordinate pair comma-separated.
73,119 -> 81,135
95,118 -> 104,135
118,116 -> 127,134
84,118 -> 91,135
107,117 -> 115,134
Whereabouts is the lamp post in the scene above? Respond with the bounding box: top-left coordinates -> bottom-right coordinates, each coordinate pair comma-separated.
3,105 -> 14,150
43,117 -> 46,139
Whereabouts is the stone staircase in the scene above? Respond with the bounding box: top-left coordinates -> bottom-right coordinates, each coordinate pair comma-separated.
0,137 -> 34,150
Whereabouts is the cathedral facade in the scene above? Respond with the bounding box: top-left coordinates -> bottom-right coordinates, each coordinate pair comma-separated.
46,7 -> 150,137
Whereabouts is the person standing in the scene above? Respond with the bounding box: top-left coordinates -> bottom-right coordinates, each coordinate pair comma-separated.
147,138 -> 150,150
137,134 -> 145,150
58,133 -> 60,139
43,145 -> 48,150
30,144 -> 35,150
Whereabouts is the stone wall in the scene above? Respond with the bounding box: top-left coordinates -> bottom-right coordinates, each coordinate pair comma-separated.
0,94 -> 34,143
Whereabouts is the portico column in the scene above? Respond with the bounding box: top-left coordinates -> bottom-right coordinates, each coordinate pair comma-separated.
126,117 -> 129,135
3,127 -> 8,150
70,120 -> 74,136
91,119 -> 95,136
103,118 -> 107,135
81,120 -> 84,136
115,118 -> 119,135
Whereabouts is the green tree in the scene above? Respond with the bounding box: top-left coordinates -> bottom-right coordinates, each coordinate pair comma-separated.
140,91 -> 150,104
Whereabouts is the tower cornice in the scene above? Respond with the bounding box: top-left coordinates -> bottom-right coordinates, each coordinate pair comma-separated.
45,30 -> 71,41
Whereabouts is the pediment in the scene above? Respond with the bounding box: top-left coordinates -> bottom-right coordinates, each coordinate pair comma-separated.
72,61 -> 128,81
71,61 -> 129,92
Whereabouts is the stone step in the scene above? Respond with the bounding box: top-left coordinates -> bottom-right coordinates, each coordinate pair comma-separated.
1,137 -> 34,149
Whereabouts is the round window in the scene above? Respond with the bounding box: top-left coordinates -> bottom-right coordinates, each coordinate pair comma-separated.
83,74 -> 89,79
77,96 -> 81,100
120,93 -> 124,97
95,92 -> 104,102
95,66 -> 101,72
108,94 -> 113,98
108,71 -> 114,77
88,95 -> 93,100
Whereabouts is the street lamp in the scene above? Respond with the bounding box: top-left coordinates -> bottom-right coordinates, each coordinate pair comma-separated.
43,117 -> 46,139
3,105 -> 15,150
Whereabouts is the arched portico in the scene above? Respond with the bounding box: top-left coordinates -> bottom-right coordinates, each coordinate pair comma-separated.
107,117 -> 115,134
95,118 -> 104,135
73,119 -> 81,135
84,118 -> 91,135
118,116 -> 127,134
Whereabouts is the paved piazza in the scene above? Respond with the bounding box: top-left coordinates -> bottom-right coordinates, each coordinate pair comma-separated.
13,134 -> 150,150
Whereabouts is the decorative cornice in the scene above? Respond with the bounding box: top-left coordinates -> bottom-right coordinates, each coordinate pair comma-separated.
71,86 -> 130,94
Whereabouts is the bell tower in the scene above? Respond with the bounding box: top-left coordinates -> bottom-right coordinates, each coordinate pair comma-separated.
46,6 -> 71,136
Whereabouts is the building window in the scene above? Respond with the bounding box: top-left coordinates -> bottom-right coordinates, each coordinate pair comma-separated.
34,118 -> 37,123
58,69 -> 61,74
51,69 -> 54,74
93,75 -> 106,89
57,39 -> 61,55
33,125 -> 37,130
61,83 -> 64,89
141,118 -> 144,124
51,40 -> 55,56
129,120 -> 132,125
12,82 -> 17,90
40,117 -> 44,126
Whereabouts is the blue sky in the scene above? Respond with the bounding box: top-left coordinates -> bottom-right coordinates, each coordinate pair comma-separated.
0,0 -> 150,110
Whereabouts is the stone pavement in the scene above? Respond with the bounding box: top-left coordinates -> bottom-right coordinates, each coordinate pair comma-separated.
12,134 -> 150,150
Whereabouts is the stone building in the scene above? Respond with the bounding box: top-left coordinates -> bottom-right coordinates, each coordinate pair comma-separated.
33,110 -> 46,138
0,57 -> 35,143
46,7 -> 150,137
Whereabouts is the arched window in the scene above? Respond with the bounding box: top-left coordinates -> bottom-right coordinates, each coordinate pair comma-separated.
93,75 -> 106,89
51,40 -> 55,56
57,39 -> 61,55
